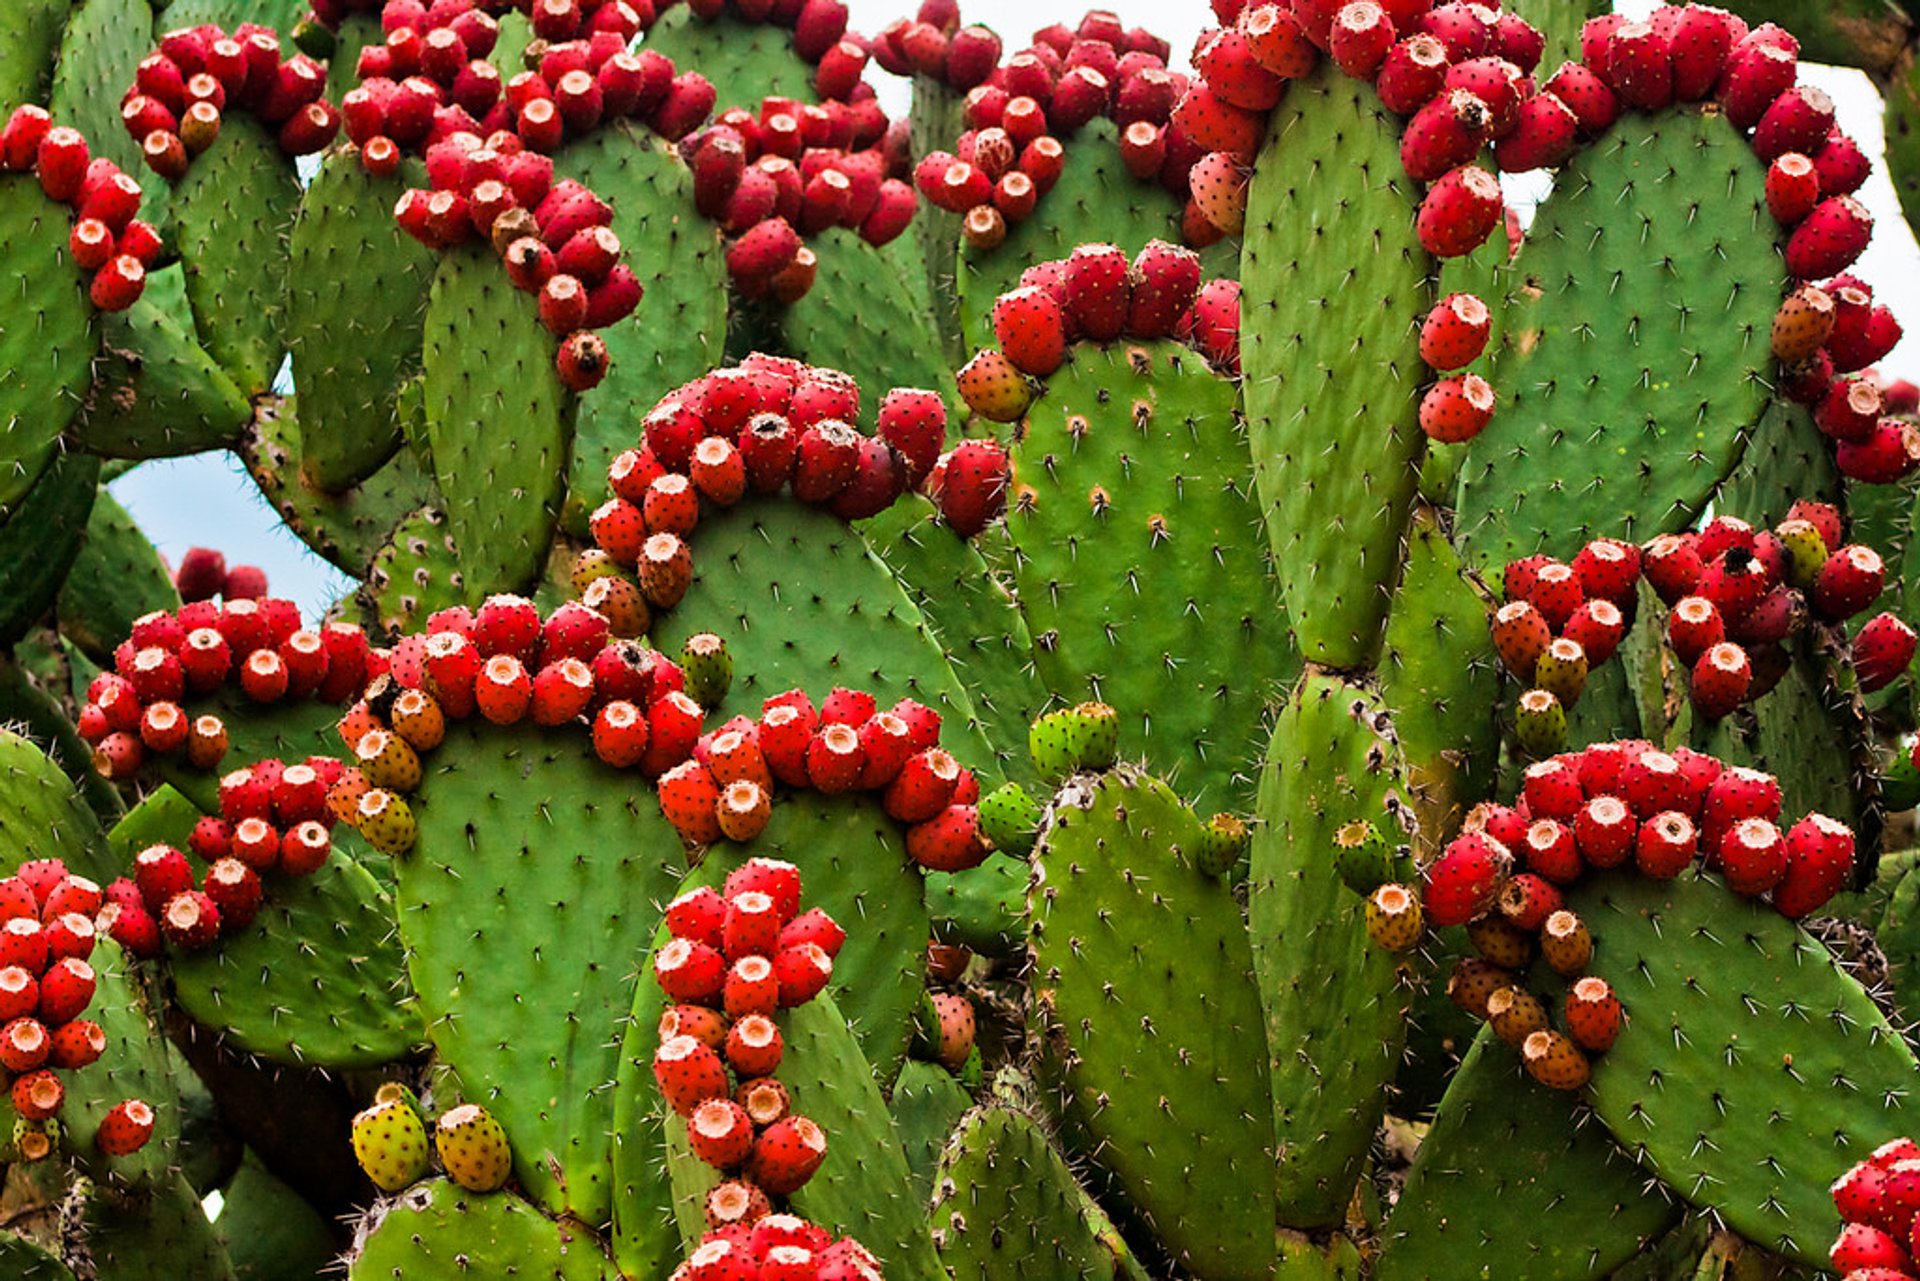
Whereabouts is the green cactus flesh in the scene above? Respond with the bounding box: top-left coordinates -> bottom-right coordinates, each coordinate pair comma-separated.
1890,51 -> 1920,239
640,8 -> 819,104
324,14 -> 383,104
1378,507 -> 1499,840
608,906 -> 695,1278
347,1178 -> 614,1281
73,265 -> 252,461
891,1057 -> 973,1205
1574,869 -> 1920,1267
0,174 -> 100,512
286,152 -> 437,493
0,450 -> 101,652
48,0 -> 164,229
421,244 -> 573,602
56,488 -> 180,665
82,1172 -> 236,1281
862,493 -> 1044,785
781,992 -> 944,1281
1455,110 -> 1782,569
241,395 -> 438,576
0,0 -> 70,109
1006,340 -> 1293,809
929,1103 -> 1141,1281
651,499 -> 998,770
0,1235 -> 75,1281
907,77 -> 965,365
780,227 -> 956,428
1240,66 -> 1431,668
0,655 -> 123,822
0,726 -> 115,883
396,719 -> 687,1225
160,0 -> 307,37
553,121 -> 726,532
1028,767 -> 1277,1278
1249,672 -> 1416,1229
167,115 -> 300,395
362,504 -> 471,636
954,118 -> 1237,351
1711,397 -> 1840,532
211,1150 -> 338,1281
1376,1027 -> 1681,1281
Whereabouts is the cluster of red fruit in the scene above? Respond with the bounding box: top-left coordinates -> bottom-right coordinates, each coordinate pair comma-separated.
395,134 -> 643,391
1422,741 -> 1852,1085
0,106 -> 155,312
107,759 -> 345,958
74,600 -> 375,782
1414,290 -> 1493,443
912,7 -> 1197,246
651,861 -> 884,1280
686,93 -> 915,302
172,546 -> 269,604
585,356 -> 1006,619
869,0 -> 1005,95
1775,288 -> 1915,484
0,858 -> 156,1161
1640,503 -> 1913,711
961,242 -> 1241,420
1829,1139 -> 1920,1280
120,23 -> 338,180
657,684 -> 991,874
1491,538 -> 1636,754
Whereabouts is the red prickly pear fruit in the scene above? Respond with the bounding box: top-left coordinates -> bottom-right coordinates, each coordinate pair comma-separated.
1774,812 -> 1854,918
1241,5 -> 1318,79
1179,278 -> 1241,372
1718,816 -> 1787,895
1571,537 -> 1640,606
1491,601 -> 1550,679
1401,90 -> 1492,183
1752,84 -> 1835,164
1128,241 -> 1202,338
933,439 -> 1009,537
1564,599 -> 1626,666
1635,810 -> 1697,879
1813,544 -> 1885,620
1196,28 -> 1283,111
658,760 -> 722,845
1763,151 -> 1819,225
773,941 -> 832,1006
1418,373 -> 1495,442
1817,376 -> 1885,444
748,1115 -> 828,1195
991,286 -> 1067,376
687,1097 -> 754,1170
1828,293 -> 1903,373
1375,34 -> 1449,115
1689,641 -> 1752,720
653,1034 -> 729,1116
1831,1224 -> 1912,1274
1815,129 -> 1872,197
790,420 -> 862,505
90,255 -> 146,311
1784,195 -> 1871,280
1419,293 -> 1491,371
160,890 -> 221,950
1836,417 -> 1920,484
1719,33 -> 1798,129
1442,57 -> 1525,137
1563,976 -> 1622,1054
956,350 -> 1032,423
1641,534 -> 1703,604
1,105 -> 52,172
906,804 -> 989,872
556,330 -> 608,391
1187,151 -> 1248,236
37,126 -> 90,203
1605,21 -> 1672,111
1496,93 -> 1577,172
1419,2 -> 1497,60
1415,164 -> 1502,258
1853,612 -> 1916,692
1543,61 -> 1618,136
96,1099 -> 156,1156
1522,755 -> 1584,820
1423,830 -> 1511,927
1060,243 -> 1131,342
1170,80 -> 1265,160
876,389 -> 946,487
725,217 -> 801,281
1328,1 -> 1395,79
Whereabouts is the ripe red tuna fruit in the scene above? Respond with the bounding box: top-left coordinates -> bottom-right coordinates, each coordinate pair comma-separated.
991,286 -> 1068,376
1423,830 -> 1511,926
1060,243 -> 1131,342
1415,164 -> 1501,258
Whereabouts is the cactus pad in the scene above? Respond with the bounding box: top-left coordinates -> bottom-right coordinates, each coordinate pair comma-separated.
0,175 -> 99,510
55,488 -> 179,664
348,1179 -> 614,1280
0,450 -> 101,652
640,8 -> 818,104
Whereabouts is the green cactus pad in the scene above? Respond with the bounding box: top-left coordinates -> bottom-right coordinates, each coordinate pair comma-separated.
782,993 -> 944,1281
1249,672 -> 1416,1229
1241,67 -> 1431,667
1712,397 -> 1840,533
658,1111 -> 718,1254
1575,868 -> 1920,1267
171,838 -> 421,1070
74,269 -> 252,461
0,1236 -> 74,1281
1378,508 -> 1499,842
0,449 -> 101,651
83,1172 -> 235,1281
168,115 -> 300,395
324,14 -> 382,104
60,941 -> 187,1189
954,118 -> 1236,351
0,0 -> 70,109
552,122 -> 725,532
48,0 -> 164,229
0,656 -> 122,822
1007,340 -> 1294,808
780,227 -> 956,429
396,719 -> 687,1225
286,152 -> 437,493
56,488 -> 180,665
421,244 -> 572,600
160,0 -> 306,36
362,504 -> 470,636
1454,111 -> 1782,569
242,396 -> 439,577
929,1103 -> 1142,1281
891,1057 -> 973,1205
1505,0 -> 1610,71
1029,768 -> 1277,1277
907,78 -> 965,365
1376,1027 -> 1680,1281
153,688 -> 345,815
639,7 -> 818,103
1565,655 -> 1644,747
347,1179 -> 614,1281
211,1150 -> 338,1281
652,499 -> 997,771
0,726 -> 115,882
0,174 -> 100,511
861,493 -> 1044,785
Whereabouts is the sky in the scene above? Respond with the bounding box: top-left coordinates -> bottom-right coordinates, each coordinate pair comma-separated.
110,0 -> 1920,623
